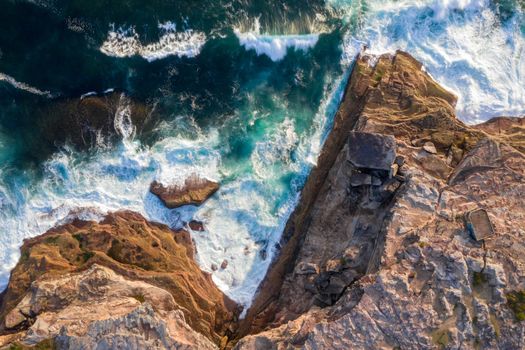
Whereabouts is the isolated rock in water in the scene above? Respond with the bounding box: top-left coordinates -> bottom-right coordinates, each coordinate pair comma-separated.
0,211 -> 237,346
150,174 -> 220,208
235,51 -> 525,350
188,220 -> 205,232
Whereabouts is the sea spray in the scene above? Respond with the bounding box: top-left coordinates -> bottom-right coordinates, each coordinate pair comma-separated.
100,21 -> 206,61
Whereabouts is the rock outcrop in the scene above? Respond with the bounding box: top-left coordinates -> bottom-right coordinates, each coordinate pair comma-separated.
150,174 -> 220,208
0,211 -> 237,348
234,51 -> 525,349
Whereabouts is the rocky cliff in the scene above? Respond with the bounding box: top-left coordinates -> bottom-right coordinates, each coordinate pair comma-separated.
0,211 -> 238,349
1,51 -> 524,350
234,51 -> 525,349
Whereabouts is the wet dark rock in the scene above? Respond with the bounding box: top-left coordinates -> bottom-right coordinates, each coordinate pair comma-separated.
188,220 -> 205,232
221,260 -> 229,269
347,132 -> 397,172
37,92 -> 153,151
150,174 -> 219,209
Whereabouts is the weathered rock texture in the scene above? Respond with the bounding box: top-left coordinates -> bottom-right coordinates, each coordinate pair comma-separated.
234,51 -> 525,349
0,211 -> 237,348
473,116 -> 525,153
150,174 -> 220,209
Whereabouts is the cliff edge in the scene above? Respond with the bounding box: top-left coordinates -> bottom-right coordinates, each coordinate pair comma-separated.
234,51 -> 525,349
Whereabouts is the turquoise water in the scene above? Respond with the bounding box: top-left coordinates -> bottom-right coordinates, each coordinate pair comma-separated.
0,0 -> 523,309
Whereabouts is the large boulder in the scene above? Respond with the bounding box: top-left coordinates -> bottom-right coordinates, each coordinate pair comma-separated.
150,174 -> 220,209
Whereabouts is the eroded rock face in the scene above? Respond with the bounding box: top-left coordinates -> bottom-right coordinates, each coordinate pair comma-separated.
2,51 -> 524,350
0,211 -> 237,347
235,51 -> 525,349
150,174 -> 220,209
55,304 -> 217,350
473,116 -> 525,154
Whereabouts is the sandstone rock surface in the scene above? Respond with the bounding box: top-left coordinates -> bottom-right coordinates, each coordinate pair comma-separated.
150,174 -> 220,208
0,211 -> 237,347
234,51 -> 525,350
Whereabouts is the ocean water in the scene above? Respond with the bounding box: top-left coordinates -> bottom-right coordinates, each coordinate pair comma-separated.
0,0 -> 523,310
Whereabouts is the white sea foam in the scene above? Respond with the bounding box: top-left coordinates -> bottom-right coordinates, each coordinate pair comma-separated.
100,21 -> 206,61
113,93 -> 136,140
0,72 -> 52,97
251,118 -> 299,179
331,0 -> 525,123
0,128 -> 222,289
0,66 -> 346,311
235,18 -> 319,61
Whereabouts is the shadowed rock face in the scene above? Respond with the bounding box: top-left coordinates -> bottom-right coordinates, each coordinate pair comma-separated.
347,132 -> 397,171
0,211 -> 238,347
150,174 -> 220,209
234,52 -> 525,350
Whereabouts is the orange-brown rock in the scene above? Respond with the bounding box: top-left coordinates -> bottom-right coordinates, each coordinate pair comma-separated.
37,92 -> 155,151
150,174 -> 220,208
0,211 -> 237,346
473,116 -> 525,153
234,51 -> 525,350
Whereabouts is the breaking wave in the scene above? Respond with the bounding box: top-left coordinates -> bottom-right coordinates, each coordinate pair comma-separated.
100,21 -> 206,61
235,18 -> 320,61
0,72 -> 52,97
331,0 -> 525,123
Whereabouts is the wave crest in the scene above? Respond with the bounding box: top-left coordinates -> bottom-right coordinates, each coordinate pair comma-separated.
235,18 -> 319,61
100,21 -> 206,61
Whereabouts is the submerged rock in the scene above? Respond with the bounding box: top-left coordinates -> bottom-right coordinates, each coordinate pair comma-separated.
150,174 -> 220,209
37,91 -> 154,150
